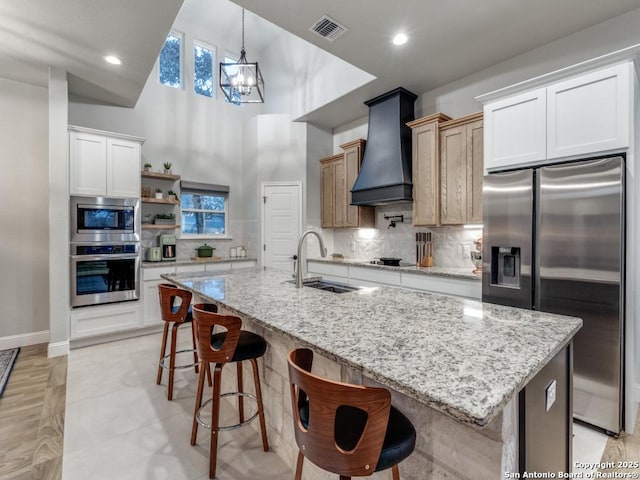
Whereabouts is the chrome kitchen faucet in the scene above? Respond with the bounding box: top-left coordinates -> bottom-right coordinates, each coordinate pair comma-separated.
295,230 -> 327,288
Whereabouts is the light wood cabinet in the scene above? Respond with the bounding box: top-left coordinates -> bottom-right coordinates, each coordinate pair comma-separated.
439,113 -> 484,225
320,140 -> 374,228
69,126 -> 144,198
407,114 -> 452,226
321,153 -> 341,228
408,113 -> 483,226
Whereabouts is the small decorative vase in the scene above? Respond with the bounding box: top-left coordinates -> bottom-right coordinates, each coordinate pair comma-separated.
155,192 -> 163,199
164,169 -> 172,175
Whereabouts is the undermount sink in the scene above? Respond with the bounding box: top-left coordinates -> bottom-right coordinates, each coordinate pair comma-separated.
287,279 -> 363,294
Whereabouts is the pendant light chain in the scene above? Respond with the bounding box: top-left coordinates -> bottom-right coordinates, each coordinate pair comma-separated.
218,7 -> 264,103
241,9 -> 245,54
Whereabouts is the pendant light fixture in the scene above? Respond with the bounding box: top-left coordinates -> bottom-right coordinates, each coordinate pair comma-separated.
219,8 -> 264,103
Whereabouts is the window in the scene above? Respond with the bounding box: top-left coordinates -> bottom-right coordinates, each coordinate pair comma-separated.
159,32 -> 183,88
222,52 -> 242,105
180,181 -> 229,237
194,40 -> 215,98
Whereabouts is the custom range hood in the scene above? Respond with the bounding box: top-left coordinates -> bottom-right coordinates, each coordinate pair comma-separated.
351,87 -> 418,206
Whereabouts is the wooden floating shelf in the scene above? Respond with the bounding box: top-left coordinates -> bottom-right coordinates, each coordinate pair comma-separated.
142,224 -> 181,230
141,171 -> 180,181
141,197 -> 179,205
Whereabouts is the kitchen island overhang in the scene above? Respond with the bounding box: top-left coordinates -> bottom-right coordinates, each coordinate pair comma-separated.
163,268 -> 581,478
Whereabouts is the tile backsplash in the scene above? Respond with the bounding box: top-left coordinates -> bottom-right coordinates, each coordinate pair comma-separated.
331,205 -> 483,269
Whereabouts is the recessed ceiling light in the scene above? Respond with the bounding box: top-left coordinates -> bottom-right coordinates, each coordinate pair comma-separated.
104,55 -> 121,65
392,33 -> 408,46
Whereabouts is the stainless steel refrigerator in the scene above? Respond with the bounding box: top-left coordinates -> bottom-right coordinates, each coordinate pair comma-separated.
482,156 -> 624,435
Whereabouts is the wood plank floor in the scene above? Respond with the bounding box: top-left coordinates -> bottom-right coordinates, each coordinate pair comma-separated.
0,344 -> 66,480
600,412 -> 640,475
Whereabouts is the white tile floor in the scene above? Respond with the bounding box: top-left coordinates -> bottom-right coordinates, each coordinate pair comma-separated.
572,422 -> 609,475
62,332 -> 609,479
62,332 -> 290,480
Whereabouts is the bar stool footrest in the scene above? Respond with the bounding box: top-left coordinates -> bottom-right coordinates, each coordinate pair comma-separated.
159,349 -> 198,370
196,392 -> 259,431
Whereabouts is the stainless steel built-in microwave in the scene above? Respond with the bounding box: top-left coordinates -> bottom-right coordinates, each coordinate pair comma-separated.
70,196 -> 140,242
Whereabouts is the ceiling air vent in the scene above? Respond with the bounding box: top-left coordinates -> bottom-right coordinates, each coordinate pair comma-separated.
309,15 -> 348,41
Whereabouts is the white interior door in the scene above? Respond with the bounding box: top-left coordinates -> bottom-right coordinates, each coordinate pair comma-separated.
262,182 -> 302,272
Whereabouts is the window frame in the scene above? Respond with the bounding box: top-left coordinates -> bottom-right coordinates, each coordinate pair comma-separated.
193,38 -> 216,99
179,182 -> 230,239
158,30 -> 184,89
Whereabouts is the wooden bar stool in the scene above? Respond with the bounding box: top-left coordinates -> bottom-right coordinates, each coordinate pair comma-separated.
191,303 -> 269,479
287,348 -> 416,480
156,283 -> 199,400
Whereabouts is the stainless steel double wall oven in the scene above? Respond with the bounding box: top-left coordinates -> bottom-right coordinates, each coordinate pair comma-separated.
70,196 -> 141,307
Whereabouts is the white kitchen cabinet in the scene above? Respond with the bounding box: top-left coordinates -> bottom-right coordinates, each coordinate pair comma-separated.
176,264 -> 206,275
70,301 -> 142,339
69,126 -> 144,198
547,62 -> 631,159
483,88 -> 547,171
307,261 -> 349,282
482,61 -> 632,171
307,260 -> 481,299
349,266 -> 401,286
231,260 -> 257,270
400,273 -> 481,299
142,265 -> 177,326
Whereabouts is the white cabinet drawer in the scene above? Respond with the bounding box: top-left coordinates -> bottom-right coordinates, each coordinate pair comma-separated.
232,260 -> 257,270
176,264 -> 206,275
401,273 -> 481,299
307,261 -> 349,279
205,263 -> 232,273
143,265 -> 176,281
349,266 -> 400,286
71,302 -> 141,339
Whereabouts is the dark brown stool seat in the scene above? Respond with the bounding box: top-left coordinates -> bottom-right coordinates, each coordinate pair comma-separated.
288,348 -> 416,480
191,303 -> 269,479
156,284 -> 199,401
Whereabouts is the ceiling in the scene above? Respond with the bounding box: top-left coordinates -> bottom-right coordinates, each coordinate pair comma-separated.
233,0 -> 640,127
0,0 -> 184,106
2,0 -> 639,123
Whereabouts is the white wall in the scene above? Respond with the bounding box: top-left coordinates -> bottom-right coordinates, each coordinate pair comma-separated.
48,68 -> 70,356
257,27 -> 374,120
0,78 -> 49,341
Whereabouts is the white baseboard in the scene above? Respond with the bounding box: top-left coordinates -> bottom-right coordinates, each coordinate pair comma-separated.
47,341 -> 69,358
0,330 -> 49,351
69,324 -> 163,349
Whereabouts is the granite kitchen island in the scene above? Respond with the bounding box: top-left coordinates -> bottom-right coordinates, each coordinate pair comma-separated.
164,268 -> 582,479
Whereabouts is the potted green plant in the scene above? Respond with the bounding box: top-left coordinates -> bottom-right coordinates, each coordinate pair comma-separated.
154,213 -> 176,225
154,187 -> 163,199
143,162 -> 152,172
163,162 -> 172,174
167,189 -> 177,202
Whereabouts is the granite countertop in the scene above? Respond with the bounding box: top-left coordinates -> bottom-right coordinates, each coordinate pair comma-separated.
163,268 -> 581,428
142,257 -> 256,268
309,257 -> 480,281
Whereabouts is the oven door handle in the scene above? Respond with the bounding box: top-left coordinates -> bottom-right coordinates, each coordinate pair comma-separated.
70,254 -> 140,261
